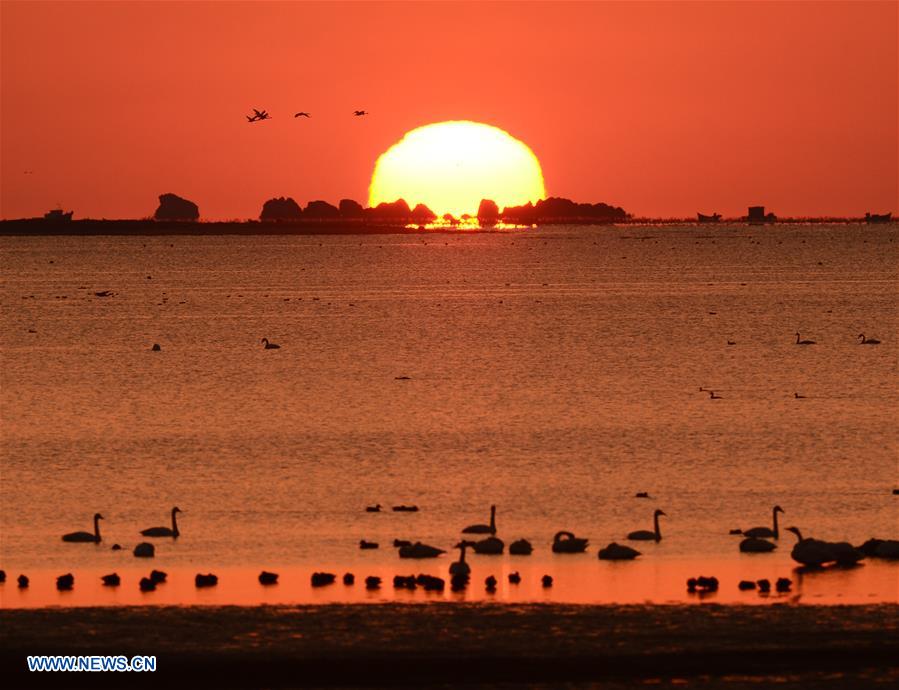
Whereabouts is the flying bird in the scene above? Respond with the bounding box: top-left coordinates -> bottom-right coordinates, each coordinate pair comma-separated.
353,110 -> 369,116
246,108 -> 271,122
294,112 -> 311,118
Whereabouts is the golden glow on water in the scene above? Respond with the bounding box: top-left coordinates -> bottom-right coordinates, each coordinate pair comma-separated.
369,121 -> 546,217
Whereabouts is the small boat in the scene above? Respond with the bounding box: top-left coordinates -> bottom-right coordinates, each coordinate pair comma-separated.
865,212 -> 892,223
697,213 -> 721,223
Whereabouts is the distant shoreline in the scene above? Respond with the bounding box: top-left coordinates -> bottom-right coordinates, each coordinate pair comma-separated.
0,217 -> 892,236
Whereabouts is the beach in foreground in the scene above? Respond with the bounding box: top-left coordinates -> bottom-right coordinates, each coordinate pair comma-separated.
2,603 -> 898,688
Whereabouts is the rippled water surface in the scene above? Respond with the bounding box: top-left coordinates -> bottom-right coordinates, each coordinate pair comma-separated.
1,224 -> 896,606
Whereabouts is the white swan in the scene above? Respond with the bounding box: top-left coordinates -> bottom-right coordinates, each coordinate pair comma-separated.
449,541 -> 473,576
62,513 -> 103,542
743,505 -> 784,539
627,509 -> 666,541
462,505 -> 496,534
140,507 -> 181,537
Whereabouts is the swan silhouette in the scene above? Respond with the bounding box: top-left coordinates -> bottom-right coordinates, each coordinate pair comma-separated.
786,527 -> 863,567
794,392 -> 805,399
858,334 -> 881,345
462,505 -> 496,534
739,537 -> 777,552
472,536 -> 504,555
62,513 -> 103,542
449,541 -> 473,576
552,531 -> 588,553
598,542 -> 641,560
709,391 -> 722,399
509,538 -> 533,555
743,506 -> 784,539
261,338 -> 280,349
627,509 -> 666,541
140,507 -> 181,537
398,542 -> 445,559
795,333 -> 816,345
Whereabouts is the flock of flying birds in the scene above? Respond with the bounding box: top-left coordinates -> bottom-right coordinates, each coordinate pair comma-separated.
246,108 -> 368,122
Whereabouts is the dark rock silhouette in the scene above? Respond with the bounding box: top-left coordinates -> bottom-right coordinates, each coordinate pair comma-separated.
154,193 -> 199,221
366,199 -> 412,221
339,199 -> 365,218
442,213 -> 459,225
260,197 -> 303,221
411,203 -> 437,223
304,200 -> 340,219
477,199 -> 500,226
502,197 -> 627,224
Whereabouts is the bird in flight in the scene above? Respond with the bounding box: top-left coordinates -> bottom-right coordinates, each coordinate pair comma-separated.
353,110 -> 369,116
246,108 -> 271,122
294,112 -> 311,118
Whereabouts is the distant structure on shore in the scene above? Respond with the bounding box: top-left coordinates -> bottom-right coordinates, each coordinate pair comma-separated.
865,212 -> 892,223
747,206 -> 777,225
154,193 -> 199,221
502,197 -> 628,224
43,209 -> 73,222
697,212 -> 721,223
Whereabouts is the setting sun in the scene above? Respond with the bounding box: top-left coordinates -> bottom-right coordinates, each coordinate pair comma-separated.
368,121 -> 545,218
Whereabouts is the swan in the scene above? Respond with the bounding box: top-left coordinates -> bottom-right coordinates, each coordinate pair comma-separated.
449,541 -> 472,576
258,571 -> 279,585
743,506 -> 784,539
552,531 -> 588,553
133,542 -> 155,558
139,577 -> 156,592
598,542 -> 641,560
62,513 -> 103,543
508,571 -> 521,584
541,575 -> 553,587
56,573 -> 74,590
365,504 -> 381,513
471,536 -> 504,555
261,337 -> 280,349
359,540 -> 378,549
342,573 -> 355,585
795,332 -> 816,345
140,507 -> 181,537
627,509 -> 666,541
101,573 -> 120,586
398,542 -> 445,558
858,334 -> 881,345
739,537 -> 776,552
485,575 -> 497,590
786,527 -> 863,567
462,505 -> 497,534
794,392 -> 805,399
195,573 -> 218,587
509,538 -> 533,555
708,391 -> 722,399
18,575 -> 29,588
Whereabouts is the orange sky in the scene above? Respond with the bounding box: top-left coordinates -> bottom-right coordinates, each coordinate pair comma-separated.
1,1 -> 896,220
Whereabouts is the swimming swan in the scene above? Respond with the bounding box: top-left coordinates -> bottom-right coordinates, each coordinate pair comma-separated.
627,509 -> 666,541
140,507 -> 181,537
743,505 -> 784,539
462,505 -> 497,534
450,541 -> 473,576
62,513 -> 103,543
795,333 -> 816,345
858,334 -> 881,345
